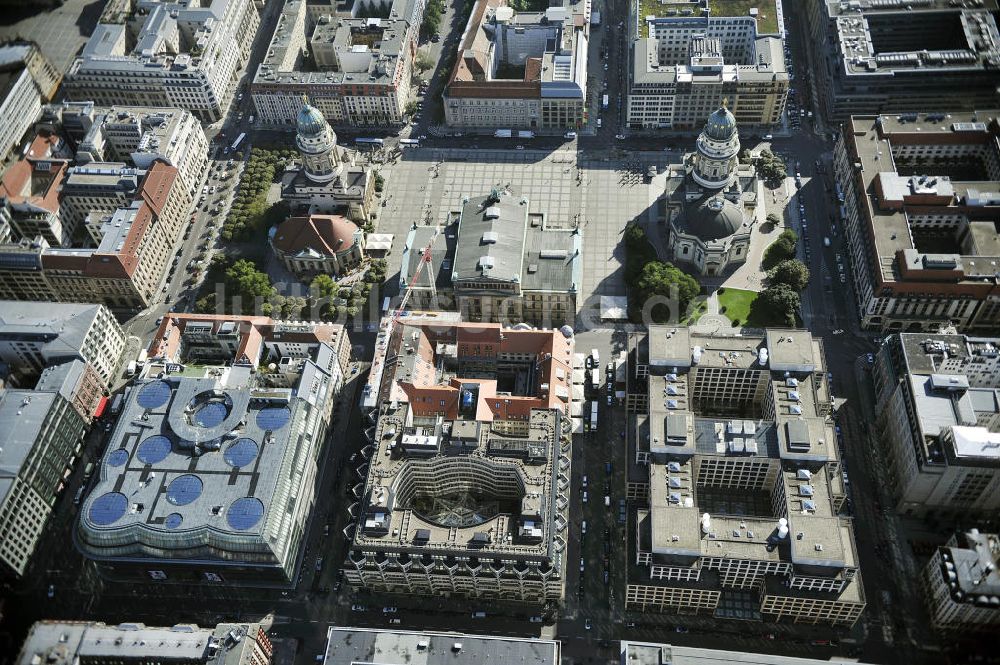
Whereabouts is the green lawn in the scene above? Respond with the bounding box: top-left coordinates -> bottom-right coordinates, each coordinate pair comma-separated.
639,0 -> 780,38
717,288 -> 758,325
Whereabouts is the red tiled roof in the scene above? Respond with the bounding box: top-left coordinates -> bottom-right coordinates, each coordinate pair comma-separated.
272,214 -> 359,256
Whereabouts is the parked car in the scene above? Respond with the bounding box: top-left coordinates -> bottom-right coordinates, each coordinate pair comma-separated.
382,606 -> 397,614
351,604 -> 366,611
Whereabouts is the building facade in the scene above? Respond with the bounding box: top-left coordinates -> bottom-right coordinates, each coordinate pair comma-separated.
348,319 -> 575,603
64,0 -> 260,123
0,135 -> 72,247
834,111 -> 1000,333
0,378 -> 89,578
443,0 -> 589,130
0,301 -> 125,388
920,530 -> 1000,635
251,0 -> 419,129
623,327 -> 865,626
0,58 -> 43,165
0,161 -> 190,313
76,314 -> 350,585
73,105 -> 210,197
873,333 -> 1000,519
805,0 -> 1000,121
58,162 -> 146,244
628,34 -> 787,130
17,620 -> 273,665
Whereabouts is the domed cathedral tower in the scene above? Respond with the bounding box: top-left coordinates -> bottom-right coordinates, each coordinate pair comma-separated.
295,97 -> 341,184
691,103 -> 740,190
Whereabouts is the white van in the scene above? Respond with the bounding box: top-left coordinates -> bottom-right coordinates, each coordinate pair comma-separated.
564,131 -> 577,139
581,520 -> 587,534
604,496 -> 611,507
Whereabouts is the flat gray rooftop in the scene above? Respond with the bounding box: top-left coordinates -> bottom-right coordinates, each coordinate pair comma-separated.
324,627 -> 560,665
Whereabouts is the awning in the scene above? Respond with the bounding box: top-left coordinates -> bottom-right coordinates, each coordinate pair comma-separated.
366,233 -> 394,252
600,295 -> 628,320
93,396 -> 109,418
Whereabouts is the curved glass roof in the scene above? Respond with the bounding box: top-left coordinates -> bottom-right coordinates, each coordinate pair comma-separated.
257,406 -> 291,431
89,492 -> 128,526
193,401 -> 228,428
137,381 -> 171,410
106,449 -> 129,467
166,474 -> 203,506
224,438 -> 259,468
164,513 -> 184,529
137,435 -> 172,465
227,497 -> 264,531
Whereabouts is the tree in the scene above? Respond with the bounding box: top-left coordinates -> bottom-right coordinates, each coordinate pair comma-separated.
405,100 -> 419,116
311,274 -> 339,299
762,229 -> 798,269
226,260 -> 275,312
637,261 -> 700,314
756,284 -> 800,326
756,149 -> 787,186
765,212 -> 781,226
768,259 -> 810,291
414,50 -> 435,73
374,173 -> 385,193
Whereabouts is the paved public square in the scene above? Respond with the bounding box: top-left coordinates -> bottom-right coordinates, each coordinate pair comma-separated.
376,147 -> 678,326
0,0 -> 103,74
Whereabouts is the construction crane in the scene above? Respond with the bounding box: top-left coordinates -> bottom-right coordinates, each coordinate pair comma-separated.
393,226 -> 441,322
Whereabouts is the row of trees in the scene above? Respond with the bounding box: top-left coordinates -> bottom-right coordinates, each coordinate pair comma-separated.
420,0 -> 445,39
194,256 -> 387,319
752,228 -> 811,327
220,148 -> 293,242
762,228 -> 799,269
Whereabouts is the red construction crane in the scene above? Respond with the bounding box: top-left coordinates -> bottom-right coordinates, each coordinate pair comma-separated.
393,226 -> 440,322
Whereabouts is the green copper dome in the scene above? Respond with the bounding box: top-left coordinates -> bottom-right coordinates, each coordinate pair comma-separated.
703,106 -> 737,141
297,103 -> 327,137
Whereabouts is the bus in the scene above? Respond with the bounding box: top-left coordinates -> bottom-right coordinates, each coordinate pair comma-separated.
399,138 -> 420,146
356,137 -> 385,147
231,132 -> 246,151
590,401 -> 599,431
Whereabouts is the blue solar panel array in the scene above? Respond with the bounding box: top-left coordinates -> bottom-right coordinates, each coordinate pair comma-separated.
89,492 -> 128,526
164,513 -> 184,529
256,406 -> 291,431
137,435 -> 172,465
224,438 -> 258,468
194,401 -> 228,428
227,497 -> 264,530
137,381 -> 171,409
166,474 -> 203,506
106,449 -> 129,467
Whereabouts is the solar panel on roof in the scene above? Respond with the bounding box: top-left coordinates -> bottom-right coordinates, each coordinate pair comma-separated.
166,474 -> 203,506
137,381 -> 171,409
227,497 -> 264,530
137,435 -> 172,464
257,406 -> 291,431
193,401 -> 228,428
107,449 -> 129,467
89,492 -> 128,526
224,438 -> 259,468
165,513 -> 183,529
